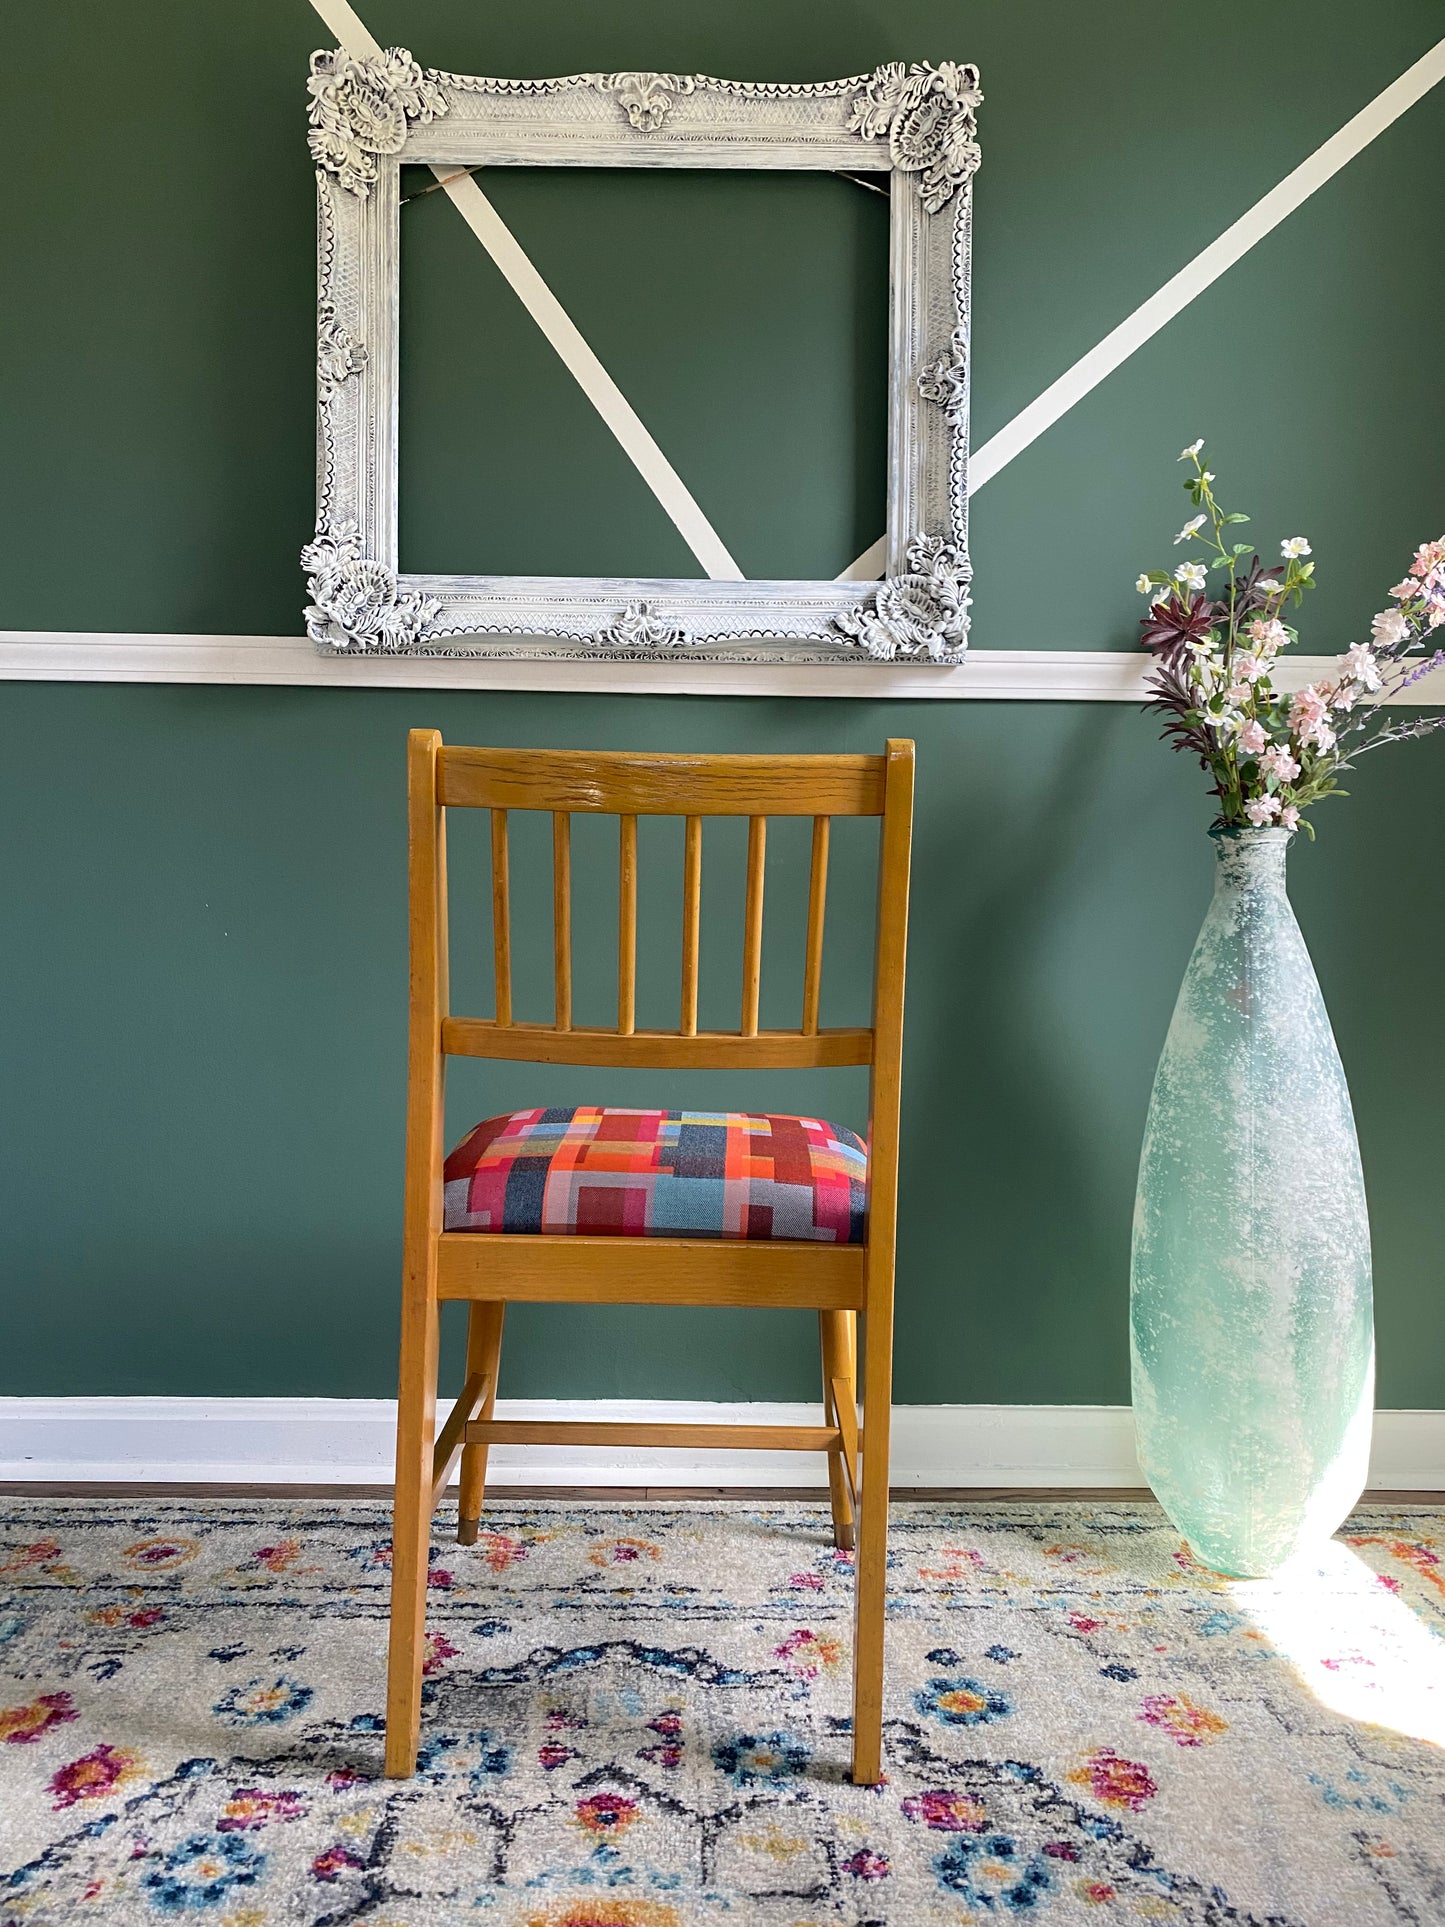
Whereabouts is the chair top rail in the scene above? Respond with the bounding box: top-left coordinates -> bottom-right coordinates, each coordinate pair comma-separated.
438,747 -> 886,817
441,1016 -> 873,1069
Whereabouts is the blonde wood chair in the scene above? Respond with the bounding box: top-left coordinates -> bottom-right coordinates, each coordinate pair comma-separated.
387,731 -> 915,1785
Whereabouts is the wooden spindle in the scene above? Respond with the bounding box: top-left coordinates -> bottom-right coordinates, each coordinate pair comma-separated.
680,815 -> 701,1037
802,815 -> 830,1035
618,813 -> 637,1035
741,815 -> 766,1037
552,811 -> 572,1030
490,808 -> 511,1026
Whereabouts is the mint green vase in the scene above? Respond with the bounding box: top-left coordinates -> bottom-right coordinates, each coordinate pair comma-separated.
1131,828 -> 1374,1578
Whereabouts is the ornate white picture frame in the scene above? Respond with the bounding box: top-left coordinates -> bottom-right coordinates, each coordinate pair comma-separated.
304,50 -> 980,664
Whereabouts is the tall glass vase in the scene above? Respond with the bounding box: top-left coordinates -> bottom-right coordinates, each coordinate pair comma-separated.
1131,828 -> 1374,1578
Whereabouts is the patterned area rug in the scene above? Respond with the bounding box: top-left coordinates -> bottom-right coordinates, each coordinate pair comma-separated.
2,1499 -> 1443,1925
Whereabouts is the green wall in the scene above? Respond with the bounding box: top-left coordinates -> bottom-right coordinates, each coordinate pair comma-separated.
3,1 -> 1443,1405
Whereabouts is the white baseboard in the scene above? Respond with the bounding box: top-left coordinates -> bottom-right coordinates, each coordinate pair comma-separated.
0,1399 -> 1440,1491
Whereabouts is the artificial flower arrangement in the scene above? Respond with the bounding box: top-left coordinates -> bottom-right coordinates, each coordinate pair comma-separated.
1136,441 -> 1445,833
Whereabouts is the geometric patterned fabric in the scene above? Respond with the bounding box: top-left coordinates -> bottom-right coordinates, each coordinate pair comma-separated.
443,1106 -> 867,1242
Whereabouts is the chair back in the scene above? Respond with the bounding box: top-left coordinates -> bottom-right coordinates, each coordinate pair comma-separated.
406,737 -> 914,1083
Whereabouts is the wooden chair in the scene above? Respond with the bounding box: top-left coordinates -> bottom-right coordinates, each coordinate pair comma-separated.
387,731 -> 915,1785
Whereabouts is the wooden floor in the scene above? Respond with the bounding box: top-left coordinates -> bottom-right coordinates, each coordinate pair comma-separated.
2,1483 -> 1442,1503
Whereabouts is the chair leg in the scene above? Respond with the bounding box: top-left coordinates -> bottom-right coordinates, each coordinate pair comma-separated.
384,1288 -> 439,1780
819,1310 -> 857,1551
456,1302 -> 506,1544
851,1281 -> 894,1786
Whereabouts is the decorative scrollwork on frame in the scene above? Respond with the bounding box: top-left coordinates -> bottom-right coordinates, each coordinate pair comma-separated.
917,327 -> 970,429
307,46 -> 449,197
302,525 -> 442,652
316,304 -> 368,401
832,535 -> 972,663
590,602 -> 690,651
848,62 -> 982,213
594,72 -> 698,131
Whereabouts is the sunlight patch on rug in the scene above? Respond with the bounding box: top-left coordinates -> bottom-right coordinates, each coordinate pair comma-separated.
1231,1535 -> 1445,1747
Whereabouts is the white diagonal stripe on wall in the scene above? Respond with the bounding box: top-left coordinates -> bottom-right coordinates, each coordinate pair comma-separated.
837,537 -> 887,583
839,35 -> 1445,582
306,1 -> 382,63
307,0 -> 744,581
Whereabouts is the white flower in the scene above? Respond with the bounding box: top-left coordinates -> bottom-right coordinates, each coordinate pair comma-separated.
1370,609 -> 1410,649
1258,574 -> 1286,597
1244,795 -> 1282,826
1149,585 -> 1171,607
1344,641 -> 1383,690
1135,574 -> 1154,595
1261,744 -> 1300,783
1281,536 -> 1312,558
1278,805 -> 1301,832
1178,440 -> 1204,461
1174,560 -> 1208,593
1198,471 -> 1215,484
1174,515 -> 1207,544
1237,719 -> 1269,755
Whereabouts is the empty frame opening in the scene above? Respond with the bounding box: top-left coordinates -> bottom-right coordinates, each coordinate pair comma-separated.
398,166 -> 889,583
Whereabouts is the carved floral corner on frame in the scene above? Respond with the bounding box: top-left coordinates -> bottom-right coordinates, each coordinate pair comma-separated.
305,49 -> 981,665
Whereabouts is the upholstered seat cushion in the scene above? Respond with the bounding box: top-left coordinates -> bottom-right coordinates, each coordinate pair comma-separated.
443,1106 -> 867,1243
